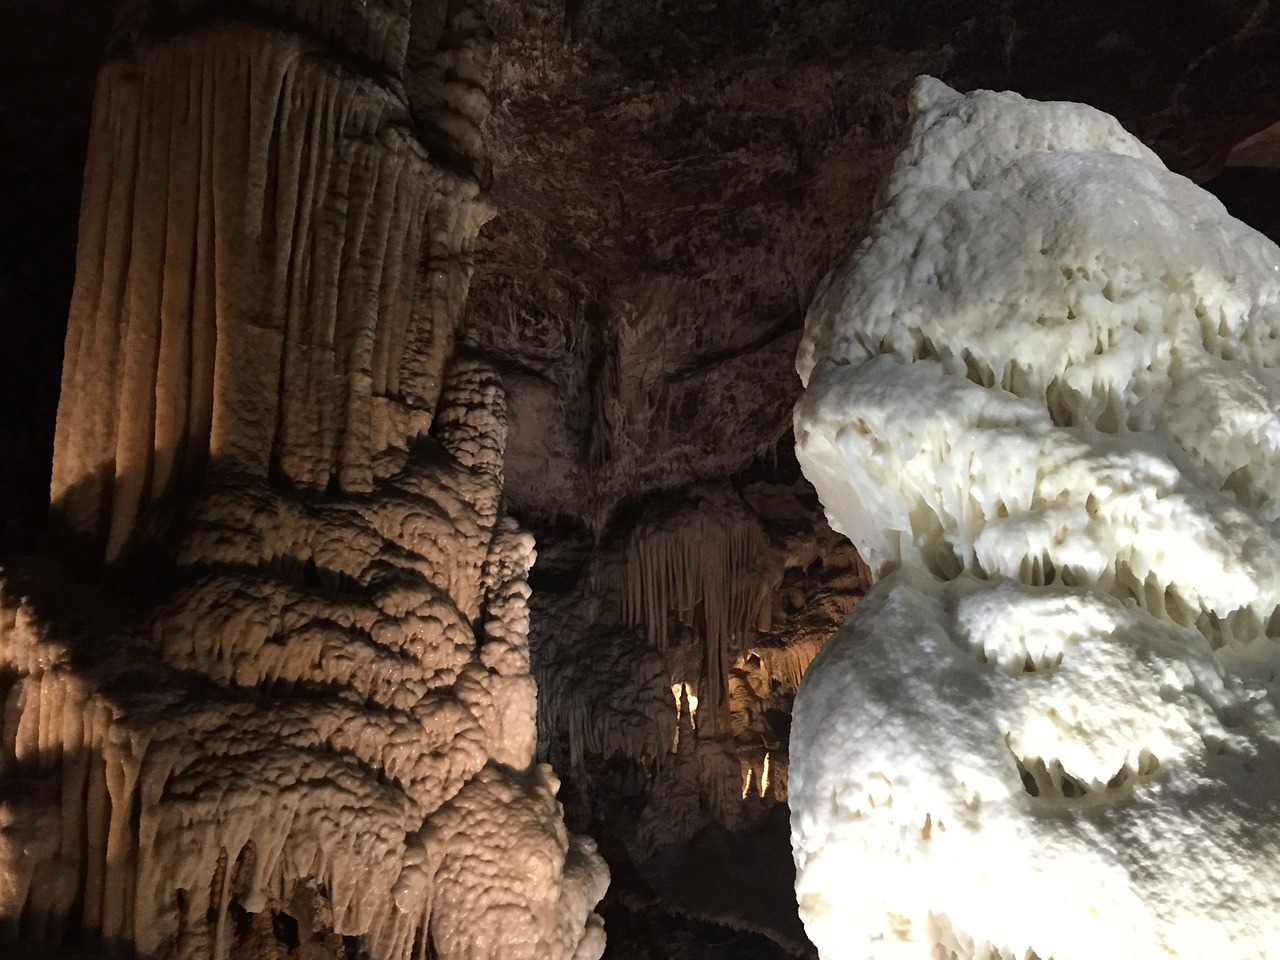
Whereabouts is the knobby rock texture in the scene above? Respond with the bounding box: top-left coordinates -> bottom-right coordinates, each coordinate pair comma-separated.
5,1 -> 1280,958
0,2 -> 606,959
792,78 -> 1280,960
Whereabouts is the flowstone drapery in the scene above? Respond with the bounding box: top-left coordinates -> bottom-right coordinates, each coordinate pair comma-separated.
51,10 -> 491,563
790,77 -> 1280,959
0,3 -> 606,958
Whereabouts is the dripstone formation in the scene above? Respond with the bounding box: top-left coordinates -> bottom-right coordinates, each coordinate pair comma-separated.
0,2 -> 606,958
791,78 -> 1280,960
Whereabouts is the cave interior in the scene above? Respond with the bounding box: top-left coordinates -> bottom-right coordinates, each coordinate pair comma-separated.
3,1 -> 1280,958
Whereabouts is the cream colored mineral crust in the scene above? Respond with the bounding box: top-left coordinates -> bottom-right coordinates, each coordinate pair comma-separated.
791,77 -> 1280,960
0,357 -> 607,960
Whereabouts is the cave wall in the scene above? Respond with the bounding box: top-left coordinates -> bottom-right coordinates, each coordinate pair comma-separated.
455,10 -> 1280,950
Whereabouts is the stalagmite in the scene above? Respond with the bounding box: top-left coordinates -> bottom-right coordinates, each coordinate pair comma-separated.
0,2 -> 605,958
791,77 -> 1280,959
1,355 -> 606,959
50,9 -> 492,563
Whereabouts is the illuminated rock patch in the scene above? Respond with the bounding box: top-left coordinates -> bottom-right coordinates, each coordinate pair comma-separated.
791,77 -> 1280,960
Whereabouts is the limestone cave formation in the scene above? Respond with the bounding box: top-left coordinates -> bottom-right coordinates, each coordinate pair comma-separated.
792,78 -> 1280,958
2,1 -> 1280,958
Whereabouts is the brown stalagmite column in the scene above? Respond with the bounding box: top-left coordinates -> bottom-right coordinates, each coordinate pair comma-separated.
49,1 -> 491,563
3,2 -> 608,959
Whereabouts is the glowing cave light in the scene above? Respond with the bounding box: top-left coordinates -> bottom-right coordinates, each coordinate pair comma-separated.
670,681 -> 702,752
739,751 -> 774,800
670,681 -> 699,726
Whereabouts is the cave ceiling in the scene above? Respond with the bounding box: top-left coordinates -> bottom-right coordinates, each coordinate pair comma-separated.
5,1 -> 1280,547
2,2 -> 1280,958
464,0 -> 1280,531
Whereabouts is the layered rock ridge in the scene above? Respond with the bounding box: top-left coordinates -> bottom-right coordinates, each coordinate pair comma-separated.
791,78 -> 1280,960
0,2 -> 606,958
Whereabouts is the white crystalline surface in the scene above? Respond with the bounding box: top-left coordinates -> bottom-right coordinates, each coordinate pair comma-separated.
791,77 -> 1280,960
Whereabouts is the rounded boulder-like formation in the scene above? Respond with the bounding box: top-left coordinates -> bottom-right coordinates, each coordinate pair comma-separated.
790,76 -> 1280,960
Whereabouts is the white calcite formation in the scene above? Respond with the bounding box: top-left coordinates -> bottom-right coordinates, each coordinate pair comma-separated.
790,77 -> 1280,960
0,3 -> 606,958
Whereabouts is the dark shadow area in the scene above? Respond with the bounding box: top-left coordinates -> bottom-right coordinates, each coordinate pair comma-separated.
0,0 -> 116,555
1205,165 -> 1280,242
559,750 -> 813,959
634,805 -> 811,955
600,902 -> 813,960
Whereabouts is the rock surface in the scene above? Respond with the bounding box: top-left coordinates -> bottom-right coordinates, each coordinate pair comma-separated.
5,2 -> 1280,958
0,2 -> 606,958
792,77 -> 1280,959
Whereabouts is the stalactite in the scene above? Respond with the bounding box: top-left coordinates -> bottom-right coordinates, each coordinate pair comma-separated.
594,490 -> 776,734
534,618 -> 676,769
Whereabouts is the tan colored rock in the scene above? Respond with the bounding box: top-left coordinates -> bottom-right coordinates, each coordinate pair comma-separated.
1,3 -> 605,958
